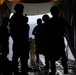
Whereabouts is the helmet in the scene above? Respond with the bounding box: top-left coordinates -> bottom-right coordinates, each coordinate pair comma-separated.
14,3 -> 24,11
50,6 -> 59,16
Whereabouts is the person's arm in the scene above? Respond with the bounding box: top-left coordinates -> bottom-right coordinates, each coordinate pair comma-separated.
32,26 -> 37,35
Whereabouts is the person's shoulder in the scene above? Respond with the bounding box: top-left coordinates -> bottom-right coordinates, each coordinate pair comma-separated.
49,18 -> 53,23
33,25 -> 37,29
49,17 -> 52,20
10,13 -> 17,20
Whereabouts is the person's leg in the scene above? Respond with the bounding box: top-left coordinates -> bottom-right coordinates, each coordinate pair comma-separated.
50,60 -> 56,75
21,51 -> 29,75
12,53 -> 19,75
36,50 -> 39,64
35,40 -> 40,64
36,50 -> 40,71
44,54 -> 49,70
61,51 -> 68,74
2,55 -> 10,75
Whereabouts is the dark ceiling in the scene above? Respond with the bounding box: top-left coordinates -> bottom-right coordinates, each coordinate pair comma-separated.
6,0 -> 61,15
8,0 -> 58,3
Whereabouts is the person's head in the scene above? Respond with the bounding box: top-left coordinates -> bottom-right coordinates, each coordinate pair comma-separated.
42,14 -> 49,23
14,3 -> 24,14
37,18 -> 42,25
50,6 -> 59,17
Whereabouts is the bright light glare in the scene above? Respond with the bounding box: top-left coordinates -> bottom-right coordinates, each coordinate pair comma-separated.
28,13 -> 52,24
9,13 -> 52,38
9,13 -> 14,19
9,13 -> 52,23
8,13 -> 75,62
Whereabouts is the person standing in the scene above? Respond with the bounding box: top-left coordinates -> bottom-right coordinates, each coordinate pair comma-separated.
41,14 -> 50,71
9,4 -> 30,75
32,18 -> 42,66
0,17 -> 10,75
47,6 -> 69,75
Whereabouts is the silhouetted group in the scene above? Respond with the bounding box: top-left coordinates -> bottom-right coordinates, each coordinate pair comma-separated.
32,6 -> 70,75
0,3 -> 71,75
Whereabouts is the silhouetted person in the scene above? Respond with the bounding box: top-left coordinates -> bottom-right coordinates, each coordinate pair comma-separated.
41,14 -> 50,70
9,4 -> 30,75
24,15 -> 32,72
32,18 -> 42,66
47,6 -> 69,75
0,17 -> 10,75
